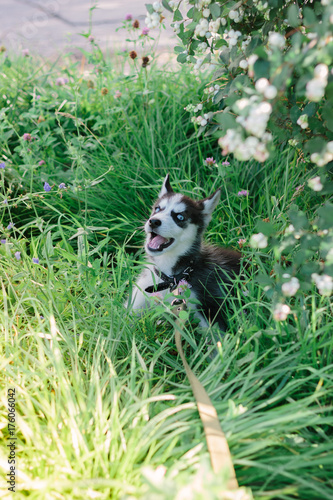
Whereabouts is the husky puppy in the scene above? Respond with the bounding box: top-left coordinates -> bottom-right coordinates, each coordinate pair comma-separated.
127,175 -> 241,330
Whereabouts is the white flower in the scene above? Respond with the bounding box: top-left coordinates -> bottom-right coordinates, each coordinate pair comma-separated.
203,8 -> 210,17
225,29 -> 242,47
250,232 -> 268,249
209,18 -> 220,33
285,224 -> 295,234
264,85 -> 277,99
327,141 -> 333,154
282,277 -> 300,297
235,98 -> 250,111
239,59 -> 248,69
193,57 -> 204,71
253,141 -> 269,161
173,22 -> 180,33
145,11 -> 161,28
255,78 -> 269,93
193,103 -> 203,112
311,150 -> 333,167
312,273 -> 333,296
262,131 -> 273,143
241,101 -> 272,138
297,114 -> 309,129
228,9 -> 242,22
268,32 -> 285,49
195,18 -> 209,37
218,128 -> 243,154
197,41 -> 208,52
248,54 -> 258,77
306,78 -> 326,102
308,176 -> 323,191
273,303 -> 291,321
153,2 -> 163,12
314,63 -> 329,81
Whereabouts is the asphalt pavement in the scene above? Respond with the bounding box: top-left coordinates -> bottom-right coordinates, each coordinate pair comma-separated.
0,0 -> 175,58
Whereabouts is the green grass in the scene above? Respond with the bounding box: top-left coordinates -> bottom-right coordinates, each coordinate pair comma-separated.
0,44 -> 332,500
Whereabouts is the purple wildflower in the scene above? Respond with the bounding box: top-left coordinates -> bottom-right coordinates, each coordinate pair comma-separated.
204,157 -> 216,166
32,257 -> 39,264
0,162 -> 5,169
142,27 -> 149,35
3,199 -> 8,204
237,190 -> 249,196
178,279 -> 192,290
43,182 -> 51,192
7,223 -> 14,230
23,133 -> 32,141
22,48 -> 29,57
38,160 -> 45,166
14,251 -> 21,261
1,239 -> 6,244
59,183 -> 66,189
125,14 -> 133,21
36,95 -> 41,100
222,160 -> 230,166
56,77 -> 69,86
88,35 -> 95,42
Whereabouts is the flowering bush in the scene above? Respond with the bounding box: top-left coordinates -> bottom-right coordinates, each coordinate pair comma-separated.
250,199 -> 333,322
145,0 -> 333,169
145,0 -> 333,326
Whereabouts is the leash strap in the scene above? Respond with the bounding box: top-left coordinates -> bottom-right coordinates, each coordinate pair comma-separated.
172,294 -> 239,490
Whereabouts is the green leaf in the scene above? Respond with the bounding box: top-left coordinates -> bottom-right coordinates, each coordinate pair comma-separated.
287,4 -> 300,27
253,58 -> 271,79
303,6 -> 317,26
209,3 -> 221,19
219,48 -> 230,65
288,207 -> 309,231
162,0 -> 173,13
214,39 -> 227,49
255,220 -> 276,237
173,9 -> 183,21
177,53 -> 187,64
317,203 -> 333,230
304,137 -> 326,154
174,46 -> 184,53
215,112 -> 238,130
145,3 -> 154,15
213,90 -> 225,105
290,105 -> 301,124
303,102 -> 317,117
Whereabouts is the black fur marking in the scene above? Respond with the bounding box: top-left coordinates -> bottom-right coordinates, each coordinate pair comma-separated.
171,210 -> 188,227
172,244 -> 241,330
163,174 -> 173,194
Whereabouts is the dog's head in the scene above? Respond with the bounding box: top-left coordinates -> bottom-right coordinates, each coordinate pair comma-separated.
145,174 -> 221,256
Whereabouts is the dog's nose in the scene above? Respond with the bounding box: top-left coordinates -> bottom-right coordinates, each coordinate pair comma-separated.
149,218 -> 161,229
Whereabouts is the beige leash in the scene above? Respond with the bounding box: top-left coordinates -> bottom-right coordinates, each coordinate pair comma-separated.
171,292 -> 239,490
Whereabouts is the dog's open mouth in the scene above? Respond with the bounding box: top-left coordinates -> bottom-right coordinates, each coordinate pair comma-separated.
148,232 -> 174,252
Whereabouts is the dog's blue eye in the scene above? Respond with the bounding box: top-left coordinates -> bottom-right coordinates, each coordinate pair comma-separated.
176,214 -> 185,221
155,206 -> 161,213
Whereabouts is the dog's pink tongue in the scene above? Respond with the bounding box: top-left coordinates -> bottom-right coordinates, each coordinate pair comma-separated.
149,235 -> 168,249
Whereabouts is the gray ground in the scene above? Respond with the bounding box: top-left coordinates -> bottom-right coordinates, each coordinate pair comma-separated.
0,0 -> 176,58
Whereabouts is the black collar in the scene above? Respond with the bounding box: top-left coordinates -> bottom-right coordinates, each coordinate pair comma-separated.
145,261 -> 194,294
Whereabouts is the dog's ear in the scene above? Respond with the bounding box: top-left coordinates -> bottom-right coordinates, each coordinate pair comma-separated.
159,174 -> 173,197
201,188 -> 221,226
